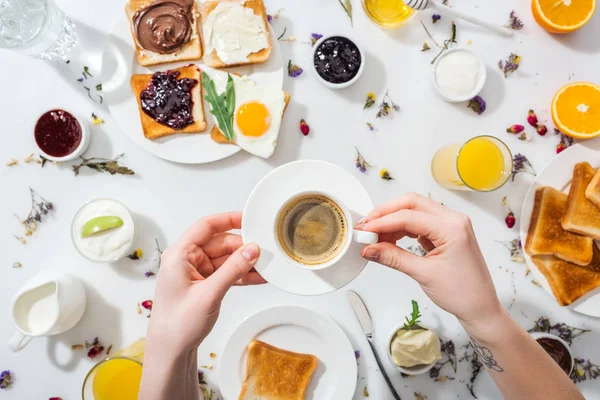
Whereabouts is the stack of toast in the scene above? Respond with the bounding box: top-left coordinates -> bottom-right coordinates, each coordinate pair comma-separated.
125,0 -> 289,157
525,162 -> 600,306
239,340 -> 318,400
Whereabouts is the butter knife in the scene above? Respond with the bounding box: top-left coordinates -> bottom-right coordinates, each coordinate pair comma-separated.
347,290 -> 402,400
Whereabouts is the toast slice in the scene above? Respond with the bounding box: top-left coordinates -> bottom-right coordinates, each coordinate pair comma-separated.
532,245 -> 600,306
125,0 -> 202,67
201,0 -> 271,68
130,65 -> 207,140
239,340 -> 318,400
562,162 -> 600,239
210,91 -> 291,144
525,186 -> 594,266
585,167 -> 600,208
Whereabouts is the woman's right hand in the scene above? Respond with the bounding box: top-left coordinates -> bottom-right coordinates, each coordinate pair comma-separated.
356,193 -> 503,332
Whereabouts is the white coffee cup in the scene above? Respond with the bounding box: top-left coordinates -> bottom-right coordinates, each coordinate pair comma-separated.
8,272 -> 86,352
274,191 -> 379,271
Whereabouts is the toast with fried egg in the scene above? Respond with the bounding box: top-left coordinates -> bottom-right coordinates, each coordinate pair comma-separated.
238,340 -> 318,400
200,0 -> 272,68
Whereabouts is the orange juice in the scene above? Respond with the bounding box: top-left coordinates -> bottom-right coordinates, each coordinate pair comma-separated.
362,0 -> 414,28
431,136 -> 512,192
92,358 -> 142,400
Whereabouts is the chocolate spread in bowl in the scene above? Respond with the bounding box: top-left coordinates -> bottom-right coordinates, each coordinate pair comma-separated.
133,0 -> 194,54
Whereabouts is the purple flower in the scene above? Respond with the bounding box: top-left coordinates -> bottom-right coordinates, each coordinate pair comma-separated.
267,14 -> 273,23
432,14 -> 441,23
310,33 -> 323,46
77,77 -> 84,82
467,96 -> 486,115
355,350 -> 361,359
198,369 -> 206,384
145,271 -> 155,278
287,60 -> 303,78
1,370 -> 13,389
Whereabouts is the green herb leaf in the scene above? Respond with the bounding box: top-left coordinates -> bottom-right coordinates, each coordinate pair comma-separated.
202,72 -> 235,141
337,0 -> 353,25
402,300 -> 424,331
95,84 -> 103,91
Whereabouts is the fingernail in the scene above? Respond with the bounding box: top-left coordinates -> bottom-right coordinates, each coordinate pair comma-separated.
362,248 -> 380,262
357,217 -> 367,225
242,244 -> 260,262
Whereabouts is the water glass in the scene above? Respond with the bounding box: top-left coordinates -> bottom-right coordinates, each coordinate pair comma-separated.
0,0 -> 76,60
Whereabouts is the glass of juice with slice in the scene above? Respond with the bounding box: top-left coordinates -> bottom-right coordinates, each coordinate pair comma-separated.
361,0 -> 415,28
82,357 -> 143,400
431,136 -> 513,192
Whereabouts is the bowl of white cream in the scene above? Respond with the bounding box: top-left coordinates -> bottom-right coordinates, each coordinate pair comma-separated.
71,198 -> 136,263
432,48 -> 486,103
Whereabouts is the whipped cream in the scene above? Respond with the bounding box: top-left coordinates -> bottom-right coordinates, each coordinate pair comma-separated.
203,2 -> 269,64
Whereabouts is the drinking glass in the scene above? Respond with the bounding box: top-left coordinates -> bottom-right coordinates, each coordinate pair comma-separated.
82,356 -> 143,400
431,135 -> 513,192
0,0 -> 76,61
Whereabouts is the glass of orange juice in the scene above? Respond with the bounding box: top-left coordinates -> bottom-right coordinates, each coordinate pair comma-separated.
431,135 -> 513,192
82,357 -> 143,400
361,0 -> 416,28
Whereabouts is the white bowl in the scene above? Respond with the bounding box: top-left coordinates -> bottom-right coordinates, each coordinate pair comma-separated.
431,48 -> 486,103
529,332 -> 574,376
386,324 -> 440,376
34,109 -> 91,162
311,34 -> 365,90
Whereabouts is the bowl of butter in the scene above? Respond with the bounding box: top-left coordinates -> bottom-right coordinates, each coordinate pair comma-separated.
387,301 -> 441,375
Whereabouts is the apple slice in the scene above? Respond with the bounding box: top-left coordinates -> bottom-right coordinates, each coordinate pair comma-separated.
81,216 -> 124,238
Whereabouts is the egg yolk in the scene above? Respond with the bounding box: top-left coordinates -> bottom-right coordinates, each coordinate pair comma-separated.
236,101 -> 271,137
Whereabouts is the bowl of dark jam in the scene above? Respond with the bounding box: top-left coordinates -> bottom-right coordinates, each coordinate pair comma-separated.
312,35 -> 365,89
34,109 -> 90,161
530,332 -> 574,376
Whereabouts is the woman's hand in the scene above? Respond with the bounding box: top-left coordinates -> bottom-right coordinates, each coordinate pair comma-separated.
356,193 -> 502,332
147,212 -> 265,356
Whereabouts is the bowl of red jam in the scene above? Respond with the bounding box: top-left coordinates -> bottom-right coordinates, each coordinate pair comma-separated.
34,109 -> 90,161
312,34 -> 365,89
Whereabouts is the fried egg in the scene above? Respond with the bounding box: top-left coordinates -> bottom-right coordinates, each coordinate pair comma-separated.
204,69 -> 286,158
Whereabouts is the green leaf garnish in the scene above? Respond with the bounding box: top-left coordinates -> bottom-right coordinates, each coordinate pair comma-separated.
202,72 -> 235,141
402,300 -> 424,331
81,216 -> 123,238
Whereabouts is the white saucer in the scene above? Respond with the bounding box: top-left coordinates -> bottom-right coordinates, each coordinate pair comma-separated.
242,160 -> 375,296
219,305 -> 357,400
520,136 -> 600,317
100,14 -> 283,164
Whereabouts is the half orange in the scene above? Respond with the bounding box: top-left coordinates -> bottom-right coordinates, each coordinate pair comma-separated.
552,82 -> 600,139
532,0 -> 596,33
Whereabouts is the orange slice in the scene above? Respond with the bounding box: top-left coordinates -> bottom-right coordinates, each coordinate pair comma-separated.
532,0 -> 596,33
552,82 -> 600,139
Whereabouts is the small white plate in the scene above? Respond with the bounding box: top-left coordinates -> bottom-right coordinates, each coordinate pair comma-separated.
242,160 -> 374,296
219,305 -> 358,400
100,13 -> 284,164
519,136 -> 600,317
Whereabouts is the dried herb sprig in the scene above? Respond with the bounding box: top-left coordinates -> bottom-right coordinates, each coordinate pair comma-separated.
528,317 -> 590,345
420,21 -> 441,48
571,358 -> 600,383
431,22 -> 457,64
15,188 -> 54,237
504,10 -> 524,30
72,154 -> 135,176
459,343 -> 484,399
376,90 -> 400,118
337,0 -> 353,25
430,339 -> 457,381
496,238 -> 525,264
499,53 -> 521,78
511,154 -> 536,181
364,92 -> 376,109
287,60 -> 303,78
355,147 -> 372,173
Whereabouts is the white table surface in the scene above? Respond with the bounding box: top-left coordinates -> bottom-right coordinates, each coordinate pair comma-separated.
1,0 -> 600,399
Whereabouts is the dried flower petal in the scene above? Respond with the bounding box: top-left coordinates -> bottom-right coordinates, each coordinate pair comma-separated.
145,271 -> 156,278
355,148 -> 372,173
364,92 -> 376,109
6,158 -> 18,166
415,392 -> 426,400
127,248 -> 143,260
355,350 -> 361,359
467,96 -> 486,115
137,303 -> 142,314
12,262 -> 22,268
364,385 -> 369,397
527,110 -> 538,127
299,119 -> 310,136
506,124 -> 524,134
380,168 -> 393,180
0,370 -> 13,389
376,91 -> 399,118
432,14 -> 441,23
198,369 -> 206,385
505,211 -> 516,229
366,122 -> 375,131
106,345 -> 113,355
504,10 -> 524,30
287,60 -> 303,78
310,33 -> 323,46
499,53 -> 521,78
422,42 -> 431,52
536,124 -> 548,136
91,113 -> 105,125
141,300 -> 153,310
210,353 -> 216,358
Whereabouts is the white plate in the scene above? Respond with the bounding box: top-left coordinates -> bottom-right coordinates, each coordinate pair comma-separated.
242,160 -> 375,296
219,305 -> 358,400
519,137 -> 600,317
100,11 -> 284,164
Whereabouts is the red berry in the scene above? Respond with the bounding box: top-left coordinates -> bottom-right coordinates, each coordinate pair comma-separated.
505,212 -> 516,229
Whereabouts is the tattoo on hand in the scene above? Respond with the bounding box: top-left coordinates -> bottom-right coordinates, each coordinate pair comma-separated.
470,338 -> 504,373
